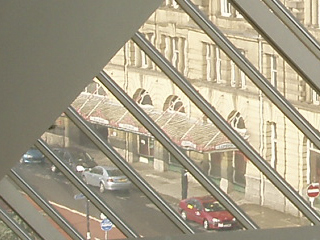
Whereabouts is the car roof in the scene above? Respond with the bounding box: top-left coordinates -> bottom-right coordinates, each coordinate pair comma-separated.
99,166 -> 119,171
190,196 -> 216,203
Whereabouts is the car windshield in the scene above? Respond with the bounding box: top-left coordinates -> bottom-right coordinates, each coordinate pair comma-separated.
70,150 -> 93,162
107,169 -> 123,177
203,202 -> 225,212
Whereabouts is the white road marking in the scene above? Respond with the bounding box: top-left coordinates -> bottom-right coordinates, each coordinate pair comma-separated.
49,201 -> 101,222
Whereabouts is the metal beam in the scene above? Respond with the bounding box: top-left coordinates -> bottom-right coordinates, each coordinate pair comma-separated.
170,0 -> 320,224
261,0 -> 320,61
65,106 -> 194,234
175,0 -> 320,160
8,169 -> 84,240
0,177 -> 66,240
98,71 -> 259,230
0,203 -> 32,240
35,139 -> 138,238
231,0 -> 320,94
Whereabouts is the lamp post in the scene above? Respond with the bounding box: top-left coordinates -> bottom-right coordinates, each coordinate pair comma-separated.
86,198 -> 90,240
74,193 -> 91,240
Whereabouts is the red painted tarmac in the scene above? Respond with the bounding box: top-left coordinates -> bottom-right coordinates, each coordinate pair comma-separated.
51,202 -> 126,240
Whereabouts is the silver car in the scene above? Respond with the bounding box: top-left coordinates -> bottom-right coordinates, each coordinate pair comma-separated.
82,166 -> 131,193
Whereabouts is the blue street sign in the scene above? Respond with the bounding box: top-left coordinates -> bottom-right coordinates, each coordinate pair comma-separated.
100,218 -> 113,231
74,193 -> 86,200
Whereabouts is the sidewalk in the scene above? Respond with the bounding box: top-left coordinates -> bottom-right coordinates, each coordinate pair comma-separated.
131,161 -> 311,229
83,146 -> 312,229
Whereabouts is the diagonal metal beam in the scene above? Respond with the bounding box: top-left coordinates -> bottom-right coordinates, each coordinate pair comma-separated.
8,169 -> 84,240
175,0 -> 320,158
65,106 -> 194,234
35,139 -> 139,238
0,203 -> 33,240
261,0 -> 320,60
98,71 -> 259,230
131,31 -> 320,224
0,177 -> 66,240
230,0 -> 320,94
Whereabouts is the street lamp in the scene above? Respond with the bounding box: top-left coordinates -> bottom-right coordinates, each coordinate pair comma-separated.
74,193 -> 91,240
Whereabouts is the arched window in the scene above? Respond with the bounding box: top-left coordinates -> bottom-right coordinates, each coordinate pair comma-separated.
163,95 -> 185,113
227,110 -> 245,130
133,88 -> 153,106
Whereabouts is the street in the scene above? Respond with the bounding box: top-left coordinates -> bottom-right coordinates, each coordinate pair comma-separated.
11,146 -> 311,239
12,162 -> 199,239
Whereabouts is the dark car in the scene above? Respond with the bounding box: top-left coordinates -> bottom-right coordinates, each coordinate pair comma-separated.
20,147 -> 46,164
51,147 -> 97,173
178,196 -> 239,230
82,166 -> 131,193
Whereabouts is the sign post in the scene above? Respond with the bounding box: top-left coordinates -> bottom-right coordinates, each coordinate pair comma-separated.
74,193 -> 91,239
100,218 -> 113,240
307,183 -> 320,207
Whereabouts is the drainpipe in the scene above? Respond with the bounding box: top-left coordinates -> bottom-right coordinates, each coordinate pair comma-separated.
258,34 -> 265,206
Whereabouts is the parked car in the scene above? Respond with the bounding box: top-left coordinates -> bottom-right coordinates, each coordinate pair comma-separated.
51,147 -> 97,173
178,196 -> 239,230
82,166 -> 131,193
20,147 -> 46,164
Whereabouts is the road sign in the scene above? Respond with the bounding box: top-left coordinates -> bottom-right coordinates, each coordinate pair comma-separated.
74,193 -> 86,200
100,218 -> 113,232
307,183 -> 320,198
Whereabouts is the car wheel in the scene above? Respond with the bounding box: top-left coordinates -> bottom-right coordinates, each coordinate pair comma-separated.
51,165 -> 57,173
99,182 -> 105,193
203,219 -> 209,230
181,211 -> 187,221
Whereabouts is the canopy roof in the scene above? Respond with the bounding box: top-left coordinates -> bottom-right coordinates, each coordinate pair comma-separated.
72,94 -> 241,153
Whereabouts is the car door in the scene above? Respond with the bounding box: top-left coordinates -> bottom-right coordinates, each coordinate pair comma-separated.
192,200 -> 204,224
84,168 -> 95,185
184,199 -> 198,222
90,167 -> 103,187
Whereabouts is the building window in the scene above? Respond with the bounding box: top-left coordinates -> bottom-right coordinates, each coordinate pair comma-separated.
203,43 -> 222,82
84,81 -> 108,96
308,141 -> 320,183
141,33 -> 154,69
306,0 -> 320,28
221,0 -> 231,17
133,88 -> 153,106
165,0 -> 180,9
172,37 -> 179,69
313,89 -> 320,105
230,50 -> 246,89
163,95 -> 185,113
266,122 -> 277,169
227,110 -> 246,130
265,54 -> 277,88
126,40 -> 136,66
298,77 -> 317,104
161,35 -> 187,74
138,135 -> 154,157
221,0 -> 243,18
127,33 -> 154,69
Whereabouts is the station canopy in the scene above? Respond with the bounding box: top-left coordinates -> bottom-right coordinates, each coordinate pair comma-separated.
72,93 -> 248,153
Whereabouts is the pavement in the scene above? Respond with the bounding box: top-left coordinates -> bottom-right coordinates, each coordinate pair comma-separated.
130,161 -> 311,230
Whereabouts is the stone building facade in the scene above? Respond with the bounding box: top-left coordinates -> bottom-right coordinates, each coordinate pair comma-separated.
73,0 -> 320,215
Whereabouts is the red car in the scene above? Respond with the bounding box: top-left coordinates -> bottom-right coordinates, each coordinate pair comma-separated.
178,196 -> 239,230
